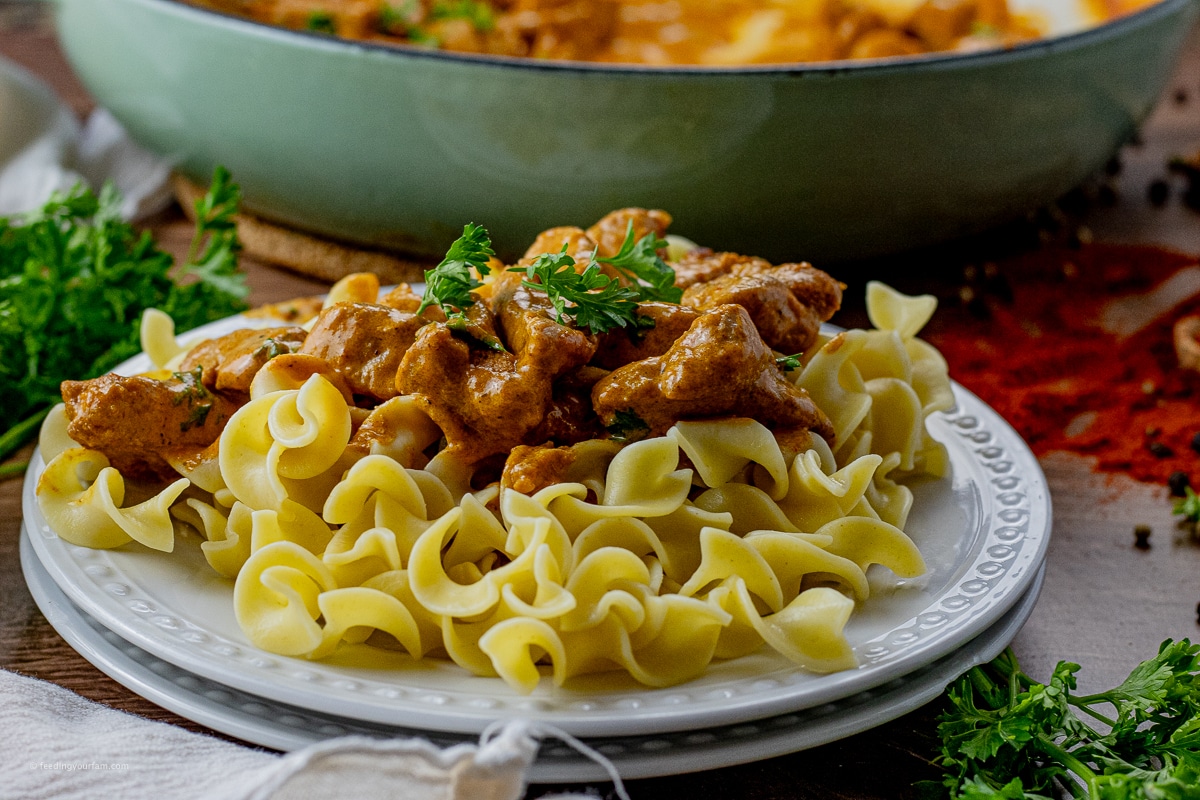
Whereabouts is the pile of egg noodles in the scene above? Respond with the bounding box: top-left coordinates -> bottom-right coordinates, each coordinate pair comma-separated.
36,281 -> 952,692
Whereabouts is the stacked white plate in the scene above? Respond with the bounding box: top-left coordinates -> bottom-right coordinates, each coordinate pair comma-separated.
20,316 -> 1052,783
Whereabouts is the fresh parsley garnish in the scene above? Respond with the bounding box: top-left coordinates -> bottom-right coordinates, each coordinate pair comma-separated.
417,223 -> 495,318
254,337 -> 291,361
0,167 -> 249,472
306,10 -> 337,33
776,353 -> 803,372
172,364 -> 213,435
596,222 -> 683,304
1173,487 -> 1200,524
606,409 -> 650,443
933,640 -> 1200,799
510,247 -> 648,335
429,0 -> 494,31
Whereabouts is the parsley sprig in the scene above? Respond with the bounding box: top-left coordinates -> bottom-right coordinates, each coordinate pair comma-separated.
933,640 -> 1200,799
508,224 -> 681,335
511,247 -> 648,335
595,222 -> 682,304
0,167 -> 249,473
417,223 -> 494,319
606,409 -> 650,442
1173,487 -> 1200,525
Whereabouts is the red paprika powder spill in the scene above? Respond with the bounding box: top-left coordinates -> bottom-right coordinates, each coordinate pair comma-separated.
921,243 -> 1200,485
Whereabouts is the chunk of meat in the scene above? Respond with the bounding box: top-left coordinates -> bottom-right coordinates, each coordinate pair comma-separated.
178,326 -> 307,395
397,325 -> 544,463
61,371 -> 240,480
670,249 -> 771,290
737,261 -> 844,322
683,272 -> 822,354
524,381 -> 606,446
495,281 -> 598,376
243,296 -> 323,324
590,302 -> 701,370
398,291 -> 596,462
586,208 -> 672,258
378,283 -> 447,323
501,444 -> 577,495
682,261 -> 843,354
521,226 -> 596,263
591,304 -> 834,441
299,303 -> 426,401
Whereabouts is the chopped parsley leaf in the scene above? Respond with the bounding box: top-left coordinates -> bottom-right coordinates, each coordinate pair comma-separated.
510,247 -> 647,335
596,221 -> 683,304
305,10 -> 337,33
607,409 -> 650,442
776,353 -> 803,372
430,0 -> 494,31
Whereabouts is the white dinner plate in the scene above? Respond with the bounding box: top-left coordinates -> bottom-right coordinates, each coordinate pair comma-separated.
21,525 -> 1045,782
22,312 -> 1052,737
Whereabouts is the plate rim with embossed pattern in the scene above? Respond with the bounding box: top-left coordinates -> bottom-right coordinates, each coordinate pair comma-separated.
21,525 -> 1046,781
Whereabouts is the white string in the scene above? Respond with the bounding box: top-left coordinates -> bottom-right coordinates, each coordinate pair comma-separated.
481,719 -> 632,800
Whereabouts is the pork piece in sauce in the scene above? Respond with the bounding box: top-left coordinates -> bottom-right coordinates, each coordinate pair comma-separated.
672,250 -> 772,290
513,207 -> 669,285
494,277 -> 598,376
501,444 -> 577,495
378,283 -> 450,323
590,302 -> 700,370
397,295 -> 596,463
681,259 -> 843,355
592,304 -> 835,441
299,302 -> 426,402
178,326 -> 307,395
61,371 -> 239,480
524,367 -> 608,446
520,226 -> 597,263
586,208 -> 672,258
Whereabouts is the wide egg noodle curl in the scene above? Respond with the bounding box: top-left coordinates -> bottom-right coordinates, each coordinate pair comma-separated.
668,419 -> 789,500
219,373 -> 352,513
37,404 -> 80,463
37,447 -> 188,551
793,282 -> 955,531
58,418 -> 924,690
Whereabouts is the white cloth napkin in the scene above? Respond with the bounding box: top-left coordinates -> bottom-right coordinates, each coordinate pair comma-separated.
0,55 -> 173,219
0,669 -> 615,800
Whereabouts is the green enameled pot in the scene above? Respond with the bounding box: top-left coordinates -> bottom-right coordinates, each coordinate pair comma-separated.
54,0 -> 1199,261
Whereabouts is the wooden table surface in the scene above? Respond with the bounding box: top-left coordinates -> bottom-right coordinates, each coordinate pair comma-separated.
5,7 -> 1200,798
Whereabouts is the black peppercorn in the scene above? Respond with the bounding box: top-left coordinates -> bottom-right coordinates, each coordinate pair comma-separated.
1134,525 -> 1152,550
1192,431 -> 1200,454
1169,471 -> 1191,497
1149,179 -> 1170,207
1149,441 -> 1175,458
